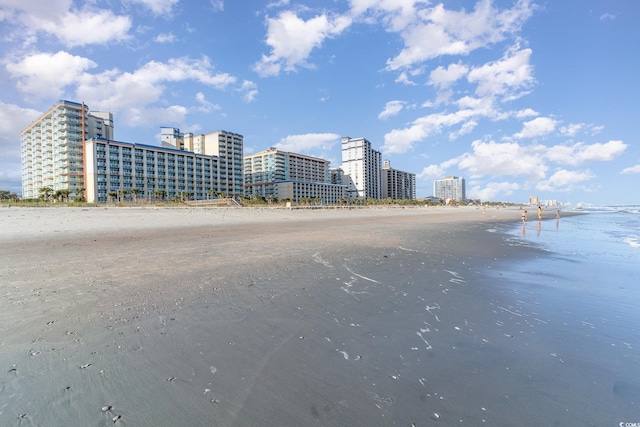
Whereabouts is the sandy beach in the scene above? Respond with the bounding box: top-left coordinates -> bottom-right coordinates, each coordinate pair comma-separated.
0,205 -> 627,426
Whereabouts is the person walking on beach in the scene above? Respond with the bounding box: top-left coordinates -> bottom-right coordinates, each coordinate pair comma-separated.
556,210 -> 560,219
537,206 -> 543,220
521,209 -> 527,224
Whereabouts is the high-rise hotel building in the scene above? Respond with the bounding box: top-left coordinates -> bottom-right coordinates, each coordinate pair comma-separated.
243,148 -> 345,204
341,136 -> 382,200
84,139 -> 220,203
20,100 -> 113,200
381,160 -> 416,200
433,176 -> 466,202
161,127 -> 244,196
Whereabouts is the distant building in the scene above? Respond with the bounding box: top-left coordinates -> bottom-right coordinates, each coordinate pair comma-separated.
163,128 -> 244,196
21,100 -> 113,200
85,138 -> 219,203
381,160 -> 416,200
243,148 -> 345,204
529,195 -> 539,205
433,176 -> 466,202
329,167 -> 344,185
341,136 -> 382,200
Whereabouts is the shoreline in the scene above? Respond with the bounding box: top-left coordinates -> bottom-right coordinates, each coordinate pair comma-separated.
0,206 -> 592,426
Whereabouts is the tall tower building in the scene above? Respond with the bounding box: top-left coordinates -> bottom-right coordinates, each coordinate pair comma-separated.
341,136 -> 382,200
163,129 -> 244,197
433,176 -> 466,202
381,160 -> 416,200
21,100 -> 113,200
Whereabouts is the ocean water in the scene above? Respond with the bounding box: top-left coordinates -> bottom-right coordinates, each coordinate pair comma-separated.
497,207 -> 640,425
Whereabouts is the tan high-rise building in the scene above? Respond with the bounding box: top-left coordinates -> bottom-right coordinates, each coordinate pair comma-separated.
163,127 -> 244,196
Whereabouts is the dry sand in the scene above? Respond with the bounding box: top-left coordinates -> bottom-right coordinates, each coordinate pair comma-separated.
1,205 -> 558,426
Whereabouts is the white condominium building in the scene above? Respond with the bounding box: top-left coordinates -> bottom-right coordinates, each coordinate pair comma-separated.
341,136 -> 382,200
244,148 -> 345,204
162,128 -> 244,196
84,139 -> 219,203
21,100 -> 113,200
381,160 -> 416,200
433,176 -> 466,201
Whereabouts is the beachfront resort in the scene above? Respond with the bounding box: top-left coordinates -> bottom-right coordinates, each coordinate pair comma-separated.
19,100 -> 430,205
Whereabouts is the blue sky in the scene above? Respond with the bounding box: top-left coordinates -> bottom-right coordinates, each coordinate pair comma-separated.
0,0 -> 638,205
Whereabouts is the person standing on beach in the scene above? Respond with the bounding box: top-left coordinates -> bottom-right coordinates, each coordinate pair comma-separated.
556,210 -> 560,219
521,209 -> 527,224
537,206 -> 543,220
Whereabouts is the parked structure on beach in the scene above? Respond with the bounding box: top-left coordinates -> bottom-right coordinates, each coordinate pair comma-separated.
243,148 -> 345,204
381,160 -> 416,200
433,176 -> 466,202
20,100 -> 113,200
341,136 -> 382,200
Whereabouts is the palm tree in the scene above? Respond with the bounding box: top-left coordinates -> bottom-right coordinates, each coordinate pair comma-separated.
107,191 -> 118,203
55,189 -> 71,202
130,188 -> 141,204
75,186 -> 86,202
118,189 -> 129,203
39,186 -> 54,202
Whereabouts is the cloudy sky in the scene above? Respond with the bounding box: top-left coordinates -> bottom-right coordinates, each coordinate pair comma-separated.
1,0 -> 638,204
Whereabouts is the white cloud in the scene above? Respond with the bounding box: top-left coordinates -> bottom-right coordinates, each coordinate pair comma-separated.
448,120 -> 477,140
621,164 -> 640,174
513,116 -> 558,139
210,0 -> 224,13
155,33 -> 177,43
6,51 -> 98,98
560,122 -> 604,137
194,92 -> 221,113
378,100 -> 405,120
467,47 -> 534,100
0,1 -> 131,47
74,56 -> 236,127
395,71 -> 417,86
33,8 -> 131,47
384,0 -> 535,70
253,10 -> 352,77
457,139 -> 548,180
239,80 -> 259,103
417,164 -> 447,180
515,108 -> 538,118
274,133 -> 340,152
560,122 -> 583,137
428,62 -> 469,90
129,0 -> 180,16
600,13 -> 615,21
545,140 -> 627,166
536,169 -> 595,192
382,94 -> 498,154
468,181 -> 520,201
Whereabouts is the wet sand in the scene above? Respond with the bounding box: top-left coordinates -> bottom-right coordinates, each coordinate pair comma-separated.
0,206 -> 612,426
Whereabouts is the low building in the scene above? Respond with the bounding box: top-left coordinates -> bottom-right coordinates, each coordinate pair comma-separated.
85,138 -> 219,203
